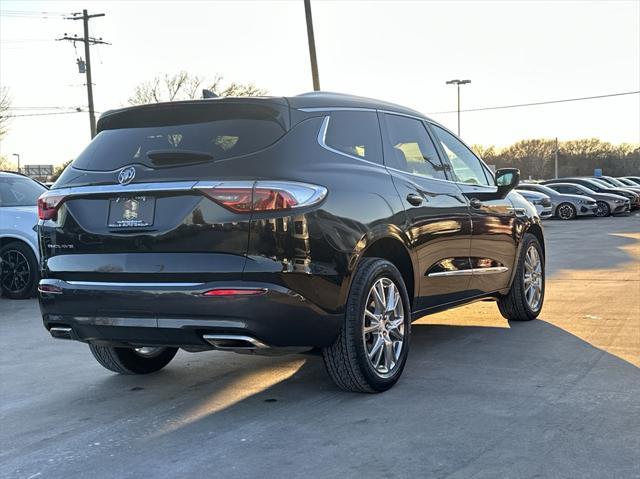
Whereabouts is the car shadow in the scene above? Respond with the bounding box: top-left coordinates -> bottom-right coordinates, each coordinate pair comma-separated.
13,318 -> 637,478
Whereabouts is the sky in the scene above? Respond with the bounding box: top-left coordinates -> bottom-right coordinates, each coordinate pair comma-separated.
1,0 -> 639,167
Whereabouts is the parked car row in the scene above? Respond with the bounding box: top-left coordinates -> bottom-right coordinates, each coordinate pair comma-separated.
515,176 -> 639,220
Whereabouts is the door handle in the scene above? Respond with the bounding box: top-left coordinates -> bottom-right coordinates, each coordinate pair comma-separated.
406,193 -> 424,206
469,198 -> 483,209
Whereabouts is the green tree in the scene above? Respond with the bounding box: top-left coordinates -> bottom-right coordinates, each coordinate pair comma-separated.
128,71 -> 267,105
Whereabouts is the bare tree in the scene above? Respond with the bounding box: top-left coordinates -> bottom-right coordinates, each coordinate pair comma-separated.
128,71 -> 267,105
0,155 -> 17,171
0,86 -> 12,140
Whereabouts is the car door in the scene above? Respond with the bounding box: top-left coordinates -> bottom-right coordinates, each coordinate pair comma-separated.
429,123 -> 517,295
379,112 -> 473,312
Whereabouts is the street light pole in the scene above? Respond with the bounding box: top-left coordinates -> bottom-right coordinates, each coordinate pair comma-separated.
12,153 -> 20,173
445,79 -> 471,136
304,0 -> 321,91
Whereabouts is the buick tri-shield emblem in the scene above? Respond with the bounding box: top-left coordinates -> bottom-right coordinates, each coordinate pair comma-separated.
118,166 -> 136,185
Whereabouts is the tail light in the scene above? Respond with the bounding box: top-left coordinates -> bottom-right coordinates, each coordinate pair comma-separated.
197,181 -> 327,213
37,192 -> 67,220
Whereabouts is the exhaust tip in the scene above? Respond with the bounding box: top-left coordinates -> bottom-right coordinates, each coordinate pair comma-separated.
49,326 -> 73,340
202,334 -> 268,351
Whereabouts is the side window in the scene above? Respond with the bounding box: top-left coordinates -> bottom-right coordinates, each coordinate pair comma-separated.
555,185 -> 571,194
324,111 -> 383,164
383,114 -> 447,179
430,124 -> 491,186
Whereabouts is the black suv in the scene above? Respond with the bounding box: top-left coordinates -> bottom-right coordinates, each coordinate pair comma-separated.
38,92 -> 545,392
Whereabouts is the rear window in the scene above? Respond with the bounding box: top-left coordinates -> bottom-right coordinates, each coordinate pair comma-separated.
73,102 -> 288,171
0,176 -> 46,207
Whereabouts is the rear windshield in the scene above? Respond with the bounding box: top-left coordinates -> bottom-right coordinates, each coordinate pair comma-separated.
0,176 -> 46,207
73,102 -> 288,171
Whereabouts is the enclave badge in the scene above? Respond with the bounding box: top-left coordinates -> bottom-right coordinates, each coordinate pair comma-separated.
118,166 -> 136,185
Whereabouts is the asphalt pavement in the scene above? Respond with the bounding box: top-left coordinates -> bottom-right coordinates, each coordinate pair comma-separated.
1,214 -> 639,479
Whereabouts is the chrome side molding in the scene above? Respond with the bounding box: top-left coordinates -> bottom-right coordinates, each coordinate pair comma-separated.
428,266 -> 509,278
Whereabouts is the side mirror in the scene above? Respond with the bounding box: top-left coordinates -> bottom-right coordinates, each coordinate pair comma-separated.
495,168 -> 520,198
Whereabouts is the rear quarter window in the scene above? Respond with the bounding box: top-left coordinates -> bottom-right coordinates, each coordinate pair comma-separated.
324,111 -> 383,164
73,102 -> 288,171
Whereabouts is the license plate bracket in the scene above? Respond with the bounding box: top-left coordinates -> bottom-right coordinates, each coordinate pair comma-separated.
108,196 -> 155,228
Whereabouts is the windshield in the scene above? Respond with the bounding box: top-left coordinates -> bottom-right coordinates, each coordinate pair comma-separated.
0,176 -> 46,207
525,184 -> 557,195
605,177 -> 626,187
73,103 -> 288,171
590,178 -> 612,189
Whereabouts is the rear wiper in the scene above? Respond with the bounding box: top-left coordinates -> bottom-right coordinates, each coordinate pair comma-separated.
146,149 -> 214,167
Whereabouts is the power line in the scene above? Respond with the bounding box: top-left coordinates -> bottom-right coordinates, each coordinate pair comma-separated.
57,10 -> 109,138
428,91 -> 640,115
2,110 -> 86,118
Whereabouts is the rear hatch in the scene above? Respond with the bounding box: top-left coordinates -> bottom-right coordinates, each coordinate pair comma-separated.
40,99 -> 290,283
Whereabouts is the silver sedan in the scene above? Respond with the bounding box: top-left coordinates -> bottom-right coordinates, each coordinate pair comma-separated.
517,183 -> 598,220
543,183 -> 629,217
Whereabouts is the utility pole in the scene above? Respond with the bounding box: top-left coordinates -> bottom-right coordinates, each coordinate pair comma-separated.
304,0 -> 321,91
445,79 -> 471,136
58,10 -> 109,138
554,137 -> 559,178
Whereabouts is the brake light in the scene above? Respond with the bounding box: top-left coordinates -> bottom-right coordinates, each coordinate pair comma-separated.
203,288 -> 267,296
37,193 -> 67,220
253,188 -> 298,211
203,188 -> 254,212
197,181 -> 326,213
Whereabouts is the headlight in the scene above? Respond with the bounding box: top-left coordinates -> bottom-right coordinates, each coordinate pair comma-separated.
614,199 -> 624,203
577,200 -> 587,204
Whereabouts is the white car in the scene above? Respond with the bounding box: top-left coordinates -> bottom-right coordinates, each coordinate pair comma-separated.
514,189 -> 553,219
0,171 -> 46,298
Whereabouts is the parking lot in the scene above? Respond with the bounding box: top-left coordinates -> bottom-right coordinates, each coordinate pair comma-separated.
1,215 -> 639,479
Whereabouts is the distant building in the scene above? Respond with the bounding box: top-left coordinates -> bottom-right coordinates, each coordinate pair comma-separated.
21,164 -> 54,182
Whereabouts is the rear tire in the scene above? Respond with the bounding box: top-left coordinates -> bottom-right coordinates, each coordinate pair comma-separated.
556,202 -> 576,220
323,258 -> 411,393
498,233 -> 545,322
595,201 -> 610,217
88,344 -> 178,374
1,241 -> 38,299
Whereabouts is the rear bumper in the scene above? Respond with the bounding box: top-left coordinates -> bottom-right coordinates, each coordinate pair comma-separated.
39,279 -> 342,349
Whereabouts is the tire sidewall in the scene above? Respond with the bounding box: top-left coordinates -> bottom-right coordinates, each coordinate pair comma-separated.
0,242 -> 38,299
350,260 -> 411,390
517,234 -> 545,317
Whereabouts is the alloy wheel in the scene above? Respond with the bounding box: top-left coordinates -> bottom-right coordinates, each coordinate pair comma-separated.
1,249 -> 31,295
523,245 -> 543,311
595,201 -> 610,217
557,204 -> 574,220
362,277 -> 405,377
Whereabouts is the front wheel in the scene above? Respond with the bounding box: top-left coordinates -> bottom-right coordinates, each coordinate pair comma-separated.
323,258 -> 411,393
595,201 -> 610,217
556,202 -> 576,220
498,233 -> 545,321
89,344 -> 178,374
